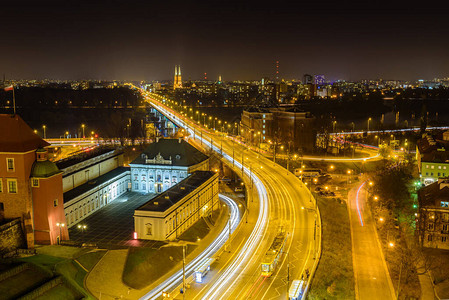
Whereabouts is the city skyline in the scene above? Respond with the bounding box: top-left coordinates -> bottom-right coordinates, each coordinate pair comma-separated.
1,0 -> 448,81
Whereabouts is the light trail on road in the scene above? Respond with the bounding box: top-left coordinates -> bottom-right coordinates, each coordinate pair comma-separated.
138,89 -> 320,300
355,182 -> 366,226
140,194 -> 240,300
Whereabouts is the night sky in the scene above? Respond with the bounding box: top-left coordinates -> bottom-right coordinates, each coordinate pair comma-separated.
1,0 -> 448,81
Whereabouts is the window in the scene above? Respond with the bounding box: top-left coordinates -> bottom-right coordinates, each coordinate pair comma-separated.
32,178 -> 39,187
438,173 -> 441,177
428,223 -> 434,230
0,180 -> 2,193
431,173 -> 434,176
428,234 -> 433,241
6,158 -> 14,172
441,202 -> 449,208
442,236 -> 447,243
444,166 -> 447,170
439,166 -> 442,169
146,223 -> 152,235
443,214 -> 449,222
134,182 -> 139,190
142,182 -> 146,190
54,199 -> 58,207
431,165 -> 434,169
426,165 -> 429,169
7,179 -> 17,194
443,224 -> 448,231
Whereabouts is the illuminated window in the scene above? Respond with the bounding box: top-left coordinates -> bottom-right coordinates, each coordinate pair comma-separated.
431,165 -> 434,169
439,166 -> 442,169
7,179 -> 17,194
0,180 -> 2,193
426,165 -> 429,169
54,199 -> 58,207
441,201 -> 449,208
6,158 -> 14,172
32,178 -> 39,187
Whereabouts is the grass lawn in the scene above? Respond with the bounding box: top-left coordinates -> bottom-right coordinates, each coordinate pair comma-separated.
35,245 -> 90,259
123,245 -> 196,289
0,247 -> 105,300
76,250 -> 107,271
178,210 -> 220,242
0,266 -> 51,299
308,196 -> 355,300
35,283 -> 82,300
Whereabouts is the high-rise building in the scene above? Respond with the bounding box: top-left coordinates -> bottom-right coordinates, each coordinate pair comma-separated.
303,74 -> 313,85
314,75 -> 325,85
173,65 -> 182,90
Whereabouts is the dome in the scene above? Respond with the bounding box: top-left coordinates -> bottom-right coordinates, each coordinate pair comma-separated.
31,160 -> 60,178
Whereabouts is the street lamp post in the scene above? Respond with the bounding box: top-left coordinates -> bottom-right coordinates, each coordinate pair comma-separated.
81,124 -> 85,139
56,222 -> 65,244
368,117 -> 372,132
43,125 -> 46,139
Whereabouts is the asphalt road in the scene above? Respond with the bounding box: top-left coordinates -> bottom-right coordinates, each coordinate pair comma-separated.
348,182 -> 396,300
144,91 -> 321,300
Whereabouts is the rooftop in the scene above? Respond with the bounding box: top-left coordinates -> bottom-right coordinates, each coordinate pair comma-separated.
130,138 -> 208,167
418,179 -> 449,207
136,171 -> 217,213
63,166 -> 130,203
0,114 -> 49,152
56,146 -> 120,170
417,133 -> 449,163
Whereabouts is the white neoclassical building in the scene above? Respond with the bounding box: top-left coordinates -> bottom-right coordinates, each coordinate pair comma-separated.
134,171 -> 219,241
129,138 -> 209,194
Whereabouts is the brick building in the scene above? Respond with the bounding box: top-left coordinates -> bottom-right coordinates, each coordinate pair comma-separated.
417,178 -> 449,249
0,114 -> 67,247
240,107 -> 316,153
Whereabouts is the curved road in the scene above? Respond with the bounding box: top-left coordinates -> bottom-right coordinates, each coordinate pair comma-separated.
141,90 -> 321,300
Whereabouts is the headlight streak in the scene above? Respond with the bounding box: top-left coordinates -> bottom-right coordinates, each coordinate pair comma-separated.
146,98 -> 270,300
140,194 -> 240,300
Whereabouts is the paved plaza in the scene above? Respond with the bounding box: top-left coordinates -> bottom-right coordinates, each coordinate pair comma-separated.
68,192 -> 164,249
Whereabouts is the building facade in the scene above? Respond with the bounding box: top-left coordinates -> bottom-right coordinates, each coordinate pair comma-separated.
416,131 -> 449,185
134,171 -> 219,241
0,114 -> 67,247
129,138 -> 209,194
240,107 -> 316,153
417,178 -> 449,250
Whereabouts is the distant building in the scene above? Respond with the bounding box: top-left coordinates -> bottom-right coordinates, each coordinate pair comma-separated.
240,107 -> 316,153
303,74 -> 313,85
417,178 -> 449,249
314,75 -> 325,85
129,138 -> 209,194
134,171 -> 218,241
0,114 -> 67,247
173,65 -> 183,90
416,131 -> 449,185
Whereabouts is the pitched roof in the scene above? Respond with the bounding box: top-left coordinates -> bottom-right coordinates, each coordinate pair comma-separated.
0,114 -> 50,152
129,138 -> 208,167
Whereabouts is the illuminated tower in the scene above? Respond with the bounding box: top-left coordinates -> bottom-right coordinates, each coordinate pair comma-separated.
173,65 -> 182,90
275,60 -> 279,82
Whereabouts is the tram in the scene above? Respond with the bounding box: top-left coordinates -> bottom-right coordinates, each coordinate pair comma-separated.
261,229 -> 287,277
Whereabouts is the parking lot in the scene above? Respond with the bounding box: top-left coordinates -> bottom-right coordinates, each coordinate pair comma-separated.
68,192 -> 165,249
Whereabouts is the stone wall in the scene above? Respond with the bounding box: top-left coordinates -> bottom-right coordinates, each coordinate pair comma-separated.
0,218 -> 26,255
